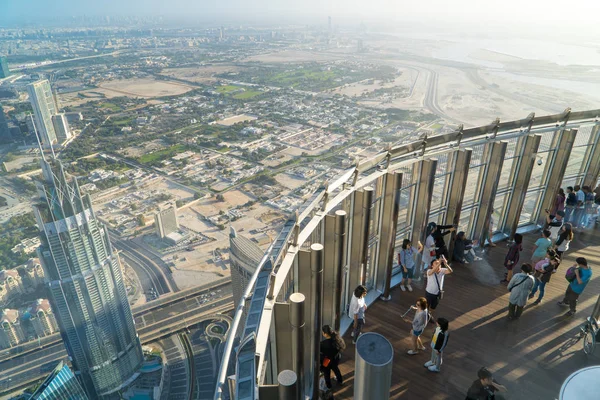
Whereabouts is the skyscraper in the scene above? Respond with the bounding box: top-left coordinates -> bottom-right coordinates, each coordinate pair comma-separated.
0,56 -> 9,78
27,80 -> 58,148
30,361 -> 89,400
51,113 -> 71,143
0,106 -> 10,142
229,227 -> 264,325
34,157 -> 143,399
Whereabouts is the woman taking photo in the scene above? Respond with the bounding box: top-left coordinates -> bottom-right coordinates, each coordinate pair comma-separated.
349,285 -> 367,344
320,325 -> 345,389
554,223 -> 574,259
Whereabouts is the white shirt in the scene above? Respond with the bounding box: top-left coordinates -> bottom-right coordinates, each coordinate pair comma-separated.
426,269 -> 448,295
349,295 -> 366,319
421,235 -> 436,267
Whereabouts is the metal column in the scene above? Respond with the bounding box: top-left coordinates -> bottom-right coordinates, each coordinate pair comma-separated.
582,125 -> 600,188
278,370 -> 298,400
322,214 -> 336,328
408,160 -> 438,258
360,188 -> 374,285
502,134 -> 542,238
444,149 -> 472,259
375,172 -> 403,300
354,332 -> 394,400
333,210 -> 347,331
310,243 -> 324,400
536,129 -> 578,227
472,141 -> 507,243
289,293 -> 305,400
347,189 -> 364,303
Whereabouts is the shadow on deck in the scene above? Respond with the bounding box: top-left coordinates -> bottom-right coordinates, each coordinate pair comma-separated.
334,226 -> 600,400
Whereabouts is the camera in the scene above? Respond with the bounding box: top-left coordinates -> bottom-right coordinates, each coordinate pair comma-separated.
537,158 -> 544,166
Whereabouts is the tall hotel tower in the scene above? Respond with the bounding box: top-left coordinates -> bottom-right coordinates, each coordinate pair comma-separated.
33,156 -> 143,398
27,80 -> 58,148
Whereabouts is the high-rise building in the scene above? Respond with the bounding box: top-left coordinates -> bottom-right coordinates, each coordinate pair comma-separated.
229,227 -> 264,324
0,106 -> 10,141
27,80 -> 58,148
154,206 -> 179,239
30,361 -> 89,400
34,157 -> 143,399
0,309 -> 25,349
0,56 -> 9,78
28,299 -> 59,337
51,113 -> 71,143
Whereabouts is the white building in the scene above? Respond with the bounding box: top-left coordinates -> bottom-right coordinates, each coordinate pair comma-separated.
0,309 -> 25,349
0,269 -> 24,303
28,299 -> 59,337
154,207 -> 179,239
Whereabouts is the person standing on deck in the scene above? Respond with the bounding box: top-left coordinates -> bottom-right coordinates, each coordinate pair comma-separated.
424,317 -> 449,373
507,263 -> 535,321
432,223 -> 456,259
425,257 -> 452,318
419,223 -> 437,282
529,253 -> 560,305
531,229 -> 552,264
407,297 -> 428,355
399,238 -> 423,292
554,223 -> 574,260
558,257 -> 592,316
349,285 -> 367,344
501,234 -> 522,284
545,209 -> 565,241
574,184 -> 585,228
551,188 -> 566,216
564,187 -> 577,223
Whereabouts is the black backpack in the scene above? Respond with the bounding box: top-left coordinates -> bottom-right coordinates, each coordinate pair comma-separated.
566,192 -> 577,206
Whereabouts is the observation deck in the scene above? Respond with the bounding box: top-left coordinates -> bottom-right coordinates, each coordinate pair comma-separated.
214,108 -> 600,400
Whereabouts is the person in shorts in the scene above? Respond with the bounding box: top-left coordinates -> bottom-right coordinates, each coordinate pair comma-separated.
407,297 -> 428,355
399,238 -> 423,292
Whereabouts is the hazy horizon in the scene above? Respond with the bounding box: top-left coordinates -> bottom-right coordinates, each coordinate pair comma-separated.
3,0 -> 600,38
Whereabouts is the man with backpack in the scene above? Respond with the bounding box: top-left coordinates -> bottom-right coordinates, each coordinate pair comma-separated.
558,257 -> 592,316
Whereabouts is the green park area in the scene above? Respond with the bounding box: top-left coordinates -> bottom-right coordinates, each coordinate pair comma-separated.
100,102 -> 121,111
216,85 -> 262,100
137,144 -> 188,165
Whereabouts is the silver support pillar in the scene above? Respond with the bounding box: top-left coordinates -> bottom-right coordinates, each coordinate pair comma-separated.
354,332 -> 394,400
278,370 -> 298,400
360,188 -> 374,285
582,125 -> 600,188
289,293 -> 305,400
375,172 -> 403,300
347,189 -> 364,302
274,302 -> 292,372
333,210 -> 347,331
445,149 -> 472,259
322,214 -> 336,328
536,129 -> 578,227
310,243 -> 324,400
473,141 -> 507,244
503,134 -> 542,238
409,160 -> 438,268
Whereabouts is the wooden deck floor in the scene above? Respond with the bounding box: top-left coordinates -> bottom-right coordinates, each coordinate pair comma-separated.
334,226 -> 600,400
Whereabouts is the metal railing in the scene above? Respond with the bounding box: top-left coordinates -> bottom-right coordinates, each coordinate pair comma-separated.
214,108 -> 600,399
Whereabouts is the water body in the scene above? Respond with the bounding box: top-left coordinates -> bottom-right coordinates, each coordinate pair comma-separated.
490,71 -> 600,101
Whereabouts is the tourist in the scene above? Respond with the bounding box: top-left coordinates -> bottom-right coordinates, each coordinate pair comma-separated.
425,257 -> 453,316
424,317 -> 449,373
530,229 -> 552,264
554,223 -> 574,259
551,188 -> 566,216
466,367 -> 508,400
453,231 -> 482,264
545,209 -> 565,241
431,223 -> 456,259
486,210 -> 497,247
507,263 -> 535,321
529,253 -> 560,305
558,257 -> 592,316
501,233 -> 522,284
419,222 -> 437,281
399,238 -> 423,292
349,285 -> 367,344
584,186 -> 596,228
564,186 -> 577,223
320,325 -> 345,389
407,297 -> 429,355
574,184 -> 585,228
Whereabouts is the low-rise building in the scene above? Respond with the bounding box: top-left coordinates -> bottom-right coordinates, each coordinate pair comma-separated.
23,258 -> 46,289
28,299 -> 59,337
0,269 -> 24,302
0,309 -> 25,349
11,237 -> 41,254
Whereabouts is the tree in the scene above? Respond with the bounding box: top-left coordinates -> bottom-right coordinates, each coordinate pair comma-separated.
176,200 -> 185,208
215,194 -> 225,202
136,214 -> 145,227
194,192 -> 202,200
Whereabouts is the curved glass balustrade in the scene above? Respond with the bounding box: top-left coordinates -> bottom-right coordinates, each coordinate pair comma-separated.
214,108 -> 600,400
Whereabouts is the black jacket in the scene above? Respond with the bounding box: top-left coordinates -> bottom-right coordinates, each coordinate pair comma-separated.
433,225 -> 454,249
320,338 -> 341,361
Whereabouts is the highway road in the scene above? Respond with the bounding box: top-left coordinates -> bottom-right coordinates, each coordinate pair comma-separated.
0,291 -> 233,396
158,336 -> 189,400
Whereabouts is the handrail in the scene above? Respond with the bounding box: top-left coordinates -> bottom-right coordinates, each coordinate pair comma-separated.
213,109 -> 600,399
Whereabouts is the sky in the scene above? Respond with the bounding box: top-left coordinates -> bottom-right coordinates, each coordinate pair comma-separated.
2,0 -> 600,33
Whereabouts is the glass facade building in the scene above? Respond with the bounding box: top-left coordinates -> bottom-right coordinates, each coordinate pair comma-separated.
215,109 -> 600,399
27,80 -> 58,148
34,157 -> 144,399
31,361 -> 89,400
